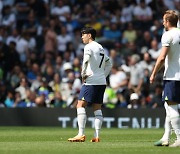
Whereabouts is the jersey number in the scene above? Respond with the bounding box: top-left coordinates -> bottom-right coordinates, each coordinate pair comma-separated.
99,53 -> 104,68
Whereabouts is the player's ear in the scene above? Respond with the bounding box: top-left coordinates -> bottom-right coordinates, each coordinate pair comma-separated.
88,33 -> 91,39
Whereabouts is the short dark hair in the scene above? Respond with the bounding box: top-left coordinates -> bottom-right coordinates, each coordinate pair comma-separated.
81,27 -> 96,40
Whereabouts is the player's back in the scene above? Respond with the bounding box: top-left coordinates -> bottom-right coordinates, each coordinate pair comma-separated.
85,41 -> 107,85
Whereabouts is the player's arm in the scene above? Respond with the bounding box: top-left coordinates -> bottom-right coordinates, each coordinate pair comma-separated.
104,55 -> 112,77
81,48 -> 91,82
150,46 -> 169,83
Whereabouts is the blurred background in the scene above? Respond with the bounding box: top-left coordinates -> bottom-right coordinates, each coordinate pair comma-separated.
0,0 -> 179,110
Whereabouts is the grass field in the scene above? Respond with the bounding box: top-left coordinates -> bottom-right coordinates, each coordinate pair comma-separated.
0,127 -> 180,154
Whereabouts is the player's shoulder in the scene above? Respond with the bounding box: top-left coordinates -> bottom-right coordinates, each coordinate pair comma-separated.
164,28 -> 180,35
162,28 -> 180,40
162,31 -> 172,41
86,41 -> 102,49
84,43 -> 91,51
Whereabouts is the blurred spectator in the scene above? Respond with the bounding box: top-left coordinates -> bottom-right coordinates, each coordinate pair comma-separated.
103,22 -> 122,42
6,28 -> 20,46
53,91 -> 66,108
122,22 -> 137,44
4,41 -> 20,73
120,41 -> 138,58
3,0 -> 15,7
41,56 -> 53,75
9,65 -> 23,88
116,89 -> 129,108
109,65 -> 128,93
49,72 -> 62,93
0,36 -> 9,73
150,20 -> 163,42
44,18 -> 57,54
148,39 -> 161,60
13,91 -> 25,107
78,3 -> 93,25
133,0 -> 153,30
128,54 -> 144,94
51,0 -> 71,22
0,81 -> 7,106
35,77 -> 54,107
137,31 -> 152,52
103,86 -> 118,109
174,0 -> 180,11
30,73 -> 42,92
72,57 -> 81,79
27,0 -> 48,20
120,1 -> 134,24
23,10 -> 38,36
16,30 -> 29,63
64,42 -> 77,61
15,77 -> 29,101
109,48 -> 124,67
139,52 -> 154,72
86,15 -> 102,31
15,0 -> 31,31
26,62 -> 40,83
127,93 -> 140,109
1,5 -> 16,28
44,65 -> 55,83
60,71 -> 81,107
54,55 -> 63,76
24,89 -> 36,107
0,1 -> 3,24
62,62 -> 73,82
72,28 -> 83,55
57,25 -> 72,56
4,90 -> 15,107
149,84 -> 164,108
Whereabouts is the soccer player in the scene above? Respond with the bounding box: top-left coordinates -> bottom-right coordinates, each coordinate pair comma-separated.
150,10 -> 180,147
68,27 -> 112,142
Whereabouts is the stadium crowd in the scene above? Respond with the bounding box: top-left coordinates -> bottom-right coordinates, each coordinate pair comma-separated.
0,0 -> 179,108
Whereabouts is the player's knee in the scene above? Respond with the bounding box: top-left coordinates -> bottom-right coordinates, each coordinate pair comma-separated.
167,101 -> 178,105
93,104 -> 102,111
76,100 -> 87,108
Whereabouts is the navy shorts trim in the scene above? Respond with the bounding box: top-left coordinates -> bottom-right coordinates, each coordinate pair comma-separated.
78,85 -> 106,104
162,80 -> 180,103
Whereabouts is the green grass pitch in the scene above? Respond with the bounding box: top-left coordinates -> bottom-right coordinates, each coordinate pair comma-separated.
0,127 -> 180,154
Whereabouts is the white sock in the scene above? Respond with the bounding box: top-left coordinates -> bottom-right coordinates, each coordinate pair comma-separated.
94,110 -> 103,138
77,107 -> 86,136
161,102 -> 171,141
168,105 -> 180,140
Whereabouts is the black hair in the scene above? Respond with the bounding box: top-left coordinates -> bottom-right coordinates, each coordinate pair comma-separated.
81,27 -> 96,40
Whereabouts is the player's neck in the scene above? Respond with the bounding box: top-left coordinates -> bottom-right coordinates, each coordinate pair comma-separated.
168,26 -> 176,31
88,39 -> 94,44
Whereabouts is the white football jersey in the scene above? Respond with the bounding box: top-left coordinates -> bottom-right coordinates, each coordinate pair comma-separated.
82,41 -> 112,85
161,28 -> 180,80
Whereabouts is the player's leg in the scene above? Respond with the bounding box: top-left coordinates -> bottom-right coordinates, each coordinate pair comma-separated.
77,100 -> 87,136
161,102 -> 171,141
68,100 -> 87,142
90,103 -> 103,142
167,102 -> 180,147
154,101 -> 171,146
90,85 -> 106,142
163,81 -> 180,147
68,85 -> 88,142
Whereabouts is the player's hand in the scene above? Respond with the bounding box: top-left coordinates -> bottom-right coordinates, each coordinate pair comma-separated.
82,75 -> 90,83
150,74 -> 155,84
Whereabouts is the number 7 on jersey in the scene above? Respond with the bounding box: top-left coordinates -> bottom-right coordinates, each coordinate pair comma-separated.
99,53 -> 104,68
